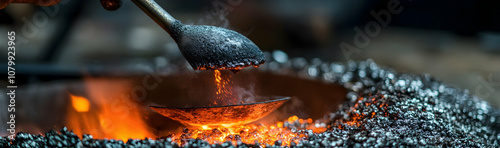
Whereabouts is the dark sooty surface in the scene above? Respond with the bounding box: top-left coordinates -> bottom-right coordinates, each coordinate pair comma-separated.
2,59 -> 499,147
171,21 -> 265,71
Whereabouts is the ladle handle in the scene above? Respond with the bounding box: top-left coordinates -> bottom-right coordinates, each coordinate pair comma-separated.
131,0 -> 177,34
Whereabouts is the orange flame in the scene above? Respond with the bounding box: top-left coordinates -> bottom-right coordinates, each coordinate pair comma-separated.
70,94 -> 90,112
66,79 -> 153,142
64,78 -> 328,146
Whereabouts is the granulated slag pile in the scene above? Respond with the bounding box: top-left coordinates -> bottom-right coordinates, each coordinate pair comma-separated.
1,57 -> 499,147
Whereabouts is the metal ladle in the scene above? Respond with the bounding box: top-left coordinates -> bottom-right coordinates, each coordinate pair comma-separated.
132,0 -> 266,72
0,0 -> 265,71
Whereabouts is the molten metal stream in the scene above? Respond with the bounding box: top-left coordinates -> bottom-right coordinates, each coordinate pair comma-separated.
213,70 -> 241,105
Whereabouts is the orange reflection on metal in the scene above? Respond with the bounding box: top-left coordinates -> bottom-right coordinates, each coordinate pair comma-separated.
150,97 -> 290,127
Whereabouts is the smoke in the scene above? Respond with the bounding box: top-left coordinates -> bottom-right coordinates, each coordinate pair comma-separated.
234,84 -> 256,103
197,0 -> 238,29
211,70 -> 257,105
195,0 -> 253,36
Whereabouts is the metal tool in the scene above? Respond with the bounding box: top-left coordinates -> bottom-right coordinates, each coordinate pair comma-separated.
150,97 -> 290,127
132,0 -> 265,72
1,0 -> 266,72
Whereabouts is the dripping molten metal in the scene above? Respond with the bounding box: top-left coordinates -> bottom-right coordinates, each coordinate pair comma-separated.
213,70 -> 242,105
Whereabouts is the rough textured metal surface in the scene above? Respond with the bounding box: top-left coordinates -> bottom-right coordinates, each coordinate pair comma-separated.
1,51 -> 499,147
170,21 -> 266,72
150,97 -> 290,127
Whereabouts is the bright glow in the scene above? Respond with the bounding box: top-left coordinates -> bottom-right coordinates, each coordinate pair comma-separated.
66,79 -> 153,142
70,94 -> 90,112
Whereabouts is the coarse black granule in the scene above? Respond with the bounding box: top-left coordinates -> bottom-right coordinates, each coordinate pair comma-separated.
2,58 -> 499,147
310,60 -> 500,147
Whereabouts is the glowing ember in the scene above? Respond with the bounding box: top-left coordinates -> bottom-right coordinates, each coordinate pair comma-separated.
213,70 -> 241,105
341,97 -> 389,127
70,94 -> 90,112
168,116 -> 327,147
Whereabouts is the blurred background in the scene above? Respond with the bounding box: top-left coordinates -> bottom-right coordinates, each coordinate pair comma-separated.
0,0 -> 499,107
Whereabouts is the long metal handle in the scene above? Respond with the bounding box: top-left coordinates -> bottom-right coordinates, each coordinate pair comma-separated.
131,0 -> 177,34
